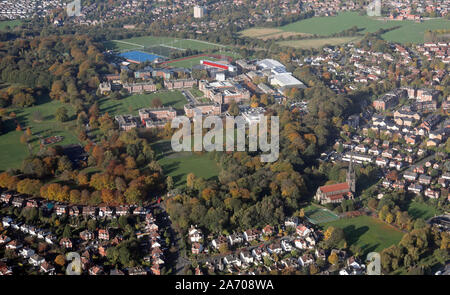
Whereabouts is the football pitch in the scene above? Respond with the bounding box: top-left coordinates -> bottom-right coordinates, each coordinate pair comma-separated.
104,36 -> 225,58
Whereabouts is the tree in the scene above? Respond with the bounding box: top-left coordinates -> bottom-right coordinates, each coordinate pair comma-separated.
386,213 -> 394,224
57,155 -> 73,172
328,252 -> 339,265
186,173 -> 196,189
309,263 -> 319,274
54,254 -> 66,267
166,176 -> 174,191
218,243 -> 229,254
433,249 -> 448,265
62,225 -> 72,238
56,107 -> 69,122
151,98 -> 163,108
99,113 -> 115,135
227,101 -> 239,116
299,208 -> 305,218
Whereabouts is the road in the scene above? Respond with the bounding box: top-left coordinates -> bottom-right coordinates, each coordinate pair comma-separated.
182,89 -> 199,104
154,201 -> 191,275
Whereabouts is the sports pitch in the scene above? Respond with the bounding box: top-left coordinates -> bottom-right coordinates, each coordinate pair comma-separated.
304,205 -> 340,224
104,36 -> 225,58
119,51 -> 163,63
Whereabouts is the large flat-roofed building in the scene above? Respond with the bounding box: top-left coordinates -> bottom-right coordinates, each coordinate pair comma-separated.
138,107 -> 177,122
164,79 -> 197,90
257,59 -> 285,70
373,93 -> 399,111
199,80 -> 250,105
256,59 -> 306,90
184,102 -> 221,118
235,60 -> 257,71
194,5 -> 206,18
200,60 -> 236,72
123,82 -> 157,94
143,118 -> 169,129
115,115 -> 138,131
240,106 -> 266,124
270,74 -> 306,89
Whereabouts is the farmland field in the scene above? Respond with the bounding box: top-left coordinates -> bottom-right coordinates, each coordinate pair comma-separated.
240,27 -> 310,40
322,215 -> 404,255
278,36 -> 362,49
0,99 -> 78,171
151,140 -> 220,188
279,12 -> 450,43
99,90 -> 188,115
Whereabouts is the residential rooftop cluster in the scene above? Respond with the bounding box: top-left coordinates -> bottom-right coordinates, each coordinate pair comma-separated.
187,219 -> 366,275
0,189 -> 167,275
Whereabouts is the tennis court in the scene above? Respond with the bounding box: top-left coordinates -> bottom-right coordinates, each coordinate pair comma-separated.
305,206 -> 340,224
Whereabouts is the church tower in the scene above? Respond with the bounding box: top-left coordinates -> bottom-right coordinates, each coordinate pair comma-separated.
346,152 -> 356,193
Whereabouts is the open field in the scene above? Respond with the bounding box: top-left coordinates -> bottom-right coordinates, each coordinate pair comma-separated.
322,215 -> 404,255
278,36 -> 362,49
240,27 -> 310,40
104,36 -> 224,55
151,140 -> 220,188
0,99 -> 78,171
98,90 -> 188,116
279,12 -> 450,43
407,201 -> 441,220
165,56 -> 219,68
0,20 -> 21,30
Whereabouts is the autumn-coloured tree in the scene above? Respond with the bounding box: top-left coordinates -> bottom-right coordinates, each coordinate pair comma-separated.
54,254 -> 66,267
186,173 -> 196,189
16,178 -> 42,196
328,252 -> 339,265
101,189 -> 115,205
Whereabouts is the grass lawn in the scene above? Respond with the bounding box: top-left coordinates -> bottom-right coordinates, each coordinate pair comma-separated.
104,36 -> 223,52
278,36 -> 362,49
407,201 -> 441,220
0,99 -> 79,171
240,27 -> 310,40
0,20 -> 21,30
189,88 -> 204,98
98,90 -> 188,116
166,56 -> 219,68
322,215 -> 404,255
279,12 -> 450,43
151,140 -> 220,188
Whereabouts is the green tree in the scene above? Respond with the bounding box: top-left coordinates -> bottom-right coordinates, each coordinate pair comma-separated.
56,107 -> 69,122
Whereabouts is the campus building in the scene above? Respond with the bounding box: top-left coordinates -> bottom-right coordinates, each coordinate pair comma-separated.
199,80 -> 250,105
184,102 -> 222,118
115,115 -> 138,131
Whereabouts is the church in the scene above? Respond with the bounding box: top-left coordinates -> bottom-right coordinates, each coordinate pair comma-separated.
314,159 -> 356,204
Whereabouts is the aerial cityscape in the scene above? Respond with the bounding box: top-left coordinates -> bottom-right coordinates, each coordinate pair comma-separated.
0,0 -> 448,279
